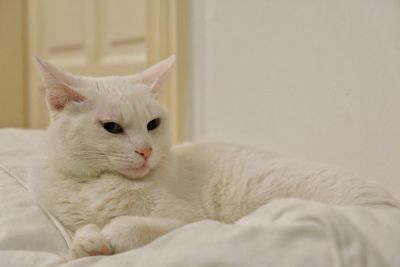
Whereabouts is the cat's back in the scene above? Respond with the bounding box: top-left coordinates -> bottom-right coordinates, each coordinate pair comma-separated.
172,141 -> 277,169
172,141 -> 281,221
172,142 -> 400,222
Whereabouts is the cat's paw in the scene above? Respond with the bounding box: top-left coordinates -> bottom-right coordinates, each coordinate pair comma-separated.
68,224 -> 114,260
101,216 -> 148,253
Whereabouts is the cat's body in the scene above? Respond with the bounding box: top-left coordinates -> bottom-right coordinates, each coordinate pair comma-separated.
32,56 -> 400,259
35,141 -> 399,228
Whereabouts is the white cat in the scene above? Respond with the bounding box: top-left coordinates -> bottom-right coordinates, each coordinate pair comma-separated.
32,56 -> 400,259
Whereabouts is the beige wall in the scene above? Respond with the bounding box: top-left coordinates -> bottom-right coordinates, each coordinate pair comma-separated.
189,0 -> 400,197
0,0 -> 26,127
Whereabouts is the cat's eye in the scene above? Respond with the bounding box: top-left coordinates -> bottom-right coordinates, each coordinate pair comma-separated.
102,122 -> 124,134
147,118 -> 160,131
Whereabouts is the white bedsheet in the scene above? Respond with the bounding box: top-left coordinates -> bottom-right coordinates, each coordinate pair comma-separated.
1,128 -> 399,267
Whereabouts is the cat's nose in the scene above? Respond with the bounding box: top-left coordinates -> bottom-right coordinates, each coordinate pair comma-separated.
135,146 -> 152,160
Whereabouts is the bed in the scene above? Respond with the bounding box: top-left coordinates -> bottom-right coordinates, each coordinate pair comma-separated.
1,128 -> 399,267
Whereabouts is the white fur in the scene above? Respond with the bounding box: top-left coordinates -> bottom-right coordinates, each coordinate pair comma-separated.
32,56 -> 400,259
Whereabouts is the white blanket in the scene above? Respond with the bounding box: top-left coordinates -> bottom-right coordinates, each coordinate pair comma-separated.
1,129 -> 399,267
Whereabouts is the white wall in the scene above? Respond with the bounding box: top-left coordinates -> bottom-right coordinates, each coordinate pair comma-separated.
188,0 -> 400,197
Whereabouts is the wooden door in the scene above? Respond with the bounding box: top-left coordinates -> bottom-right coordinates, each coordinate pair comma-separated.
27,0 -> 187,142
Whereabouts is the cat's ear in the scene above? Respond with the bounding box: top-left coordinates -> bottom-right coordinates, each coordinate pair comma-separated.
35,56 -> 86,111
130,55 -> 176,97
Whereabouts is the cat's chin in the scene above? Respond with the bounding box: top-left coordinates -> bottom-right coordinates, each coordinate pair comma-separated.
119,166 -> 151,180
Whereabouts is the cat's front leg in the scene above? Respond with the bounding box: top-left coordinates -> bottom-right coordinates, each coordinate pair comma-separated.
101,216 -> 186,253
68,224 -> 113,259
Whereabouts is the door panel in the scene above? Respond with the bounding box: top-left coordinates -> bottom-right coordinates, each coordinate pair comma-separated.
42,0 -> 91,64
98,0 -> 147,72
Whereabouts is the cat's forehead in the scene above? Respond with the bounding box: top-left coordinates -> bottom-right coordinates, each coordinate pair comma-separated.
88,77 -> 164,125
89,76 -> 149,94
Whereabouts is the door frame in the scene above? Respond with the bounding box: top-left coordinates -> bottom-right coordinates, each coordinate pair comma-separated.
148,0 -> 188,143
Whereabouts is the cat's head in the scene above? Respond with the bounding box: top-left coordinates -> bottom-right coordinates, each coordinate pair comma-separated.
36,56 -> 175,179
